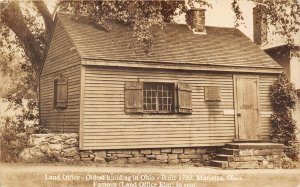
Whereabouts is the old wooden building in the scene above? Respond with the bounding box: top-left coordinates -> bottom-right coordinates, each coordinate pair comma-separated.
40,10 -> 282,153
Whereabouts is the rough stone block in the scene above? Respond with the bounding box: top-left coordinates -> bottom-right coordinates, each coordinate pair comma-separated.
238,150 -> 254,156
140,150 -> 151,155
69,133 -> 79,139
172,148 -> 183,154
195,148 -> 206,154
72,155 -> 81,161
65,138 -> 78,145
184,148 -> 196,154
156,155 -> 168,160
169,159 -> 180,164
32,134 -> 48,138
19,148 -> 33,160
201,154 -> 210,161
152,149 -> 161,155
180,159 -> 191,163
229,161 -> 259,169
133,154 -> 144,157
168,154 -> 178,160
234,156 -> 252,162
253,149 -> 282,156
63,147 -> 78,157
148,160 -> 162,165
33,137 -> 46,145
81,157 -> 93,161
80,151 -> 92,158
49,144 -> 62,151
116,154 -> 133,158
94,151 -> 106,158
123,150 -> 132,154
60,134 -> 69,140
146,155 -> 156,159
39,143 -> 51,153
63,144 -> 73,149
178,154 -> 201,159
49,135 -> 62,144
94,157 -> 106,162
161,149 -> 172,153
128,157 -> 147,164
110,158 -> 128,164
251,156 -> 265,161
132,150 -> 140,155
105,157 -> 116,162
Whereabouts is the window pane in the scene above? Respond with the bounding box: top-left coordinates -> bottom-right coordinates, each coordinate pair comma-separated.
143,82 -> 173,112
143,83 -> 157,111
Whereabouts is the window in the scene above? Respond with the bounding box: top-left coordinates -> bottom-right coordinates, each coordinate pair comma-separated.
143,83 -> 174,113
124,81 -> 192,114
54,77 -> 68,109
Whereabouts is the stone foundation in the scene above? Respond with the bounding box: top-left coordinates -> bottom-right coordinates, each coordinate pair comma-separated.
211,143 -> 283,169
80,147 -> 217,165
18,133 -> 283,169
18,133 -> 217,164
19,133 -> 80,162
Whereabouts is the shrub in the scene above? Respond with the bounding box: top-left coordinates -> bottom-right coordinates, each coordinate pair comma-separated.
270,73 -> 299,166
0,100 -> 47,162
0,118 -> 30,162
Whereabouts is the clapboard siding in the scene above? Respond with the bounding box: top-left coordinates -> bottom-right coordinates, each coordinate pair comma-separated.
80,66 -> 278,150
81,66 -> 235,150
40,18 -> 81,133
259,75 -> 277,139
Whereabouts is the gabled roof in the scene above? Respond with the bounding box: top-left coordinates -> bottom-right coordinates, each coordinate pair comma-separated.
57,12 -> 282,73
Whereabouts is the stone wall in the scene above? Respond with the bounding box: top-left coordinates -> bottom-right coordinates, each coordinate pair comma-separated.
81,147 -> 218,165
18,133 -> 218,164
19,133 -> 80,162
211,143 -> 283,169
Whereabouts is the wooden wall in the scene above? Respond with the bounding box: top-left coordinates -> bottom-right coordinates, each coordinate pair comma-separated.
259,75 -> 278,139
40,19 -> 81,133
80,66 -> 278,150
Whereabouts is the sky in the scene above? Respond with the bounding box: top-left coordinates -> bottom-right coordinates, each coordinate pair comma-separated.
44,0 -> 255,39
44,0 -> 299,43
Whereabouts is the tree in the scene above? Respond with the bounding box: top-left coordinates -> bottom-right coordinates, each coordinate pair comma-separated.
1,0 -> 299,75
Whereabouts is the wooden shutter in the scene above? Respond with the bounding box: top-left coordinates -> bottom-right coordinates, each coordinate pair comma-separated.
178,83 -> 192,114
56,78 -> 68,109
124,82 -> 143,113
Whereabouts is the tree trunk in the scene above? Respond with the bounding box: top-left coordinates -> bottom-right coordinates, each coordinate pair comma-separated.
1,1 -> 54,74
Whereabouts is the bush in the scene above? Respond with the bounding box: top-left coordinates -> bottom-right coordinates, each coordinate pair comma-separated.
0,100 -> 47,162
0,118 -> 30,162
270,73 -> 299,166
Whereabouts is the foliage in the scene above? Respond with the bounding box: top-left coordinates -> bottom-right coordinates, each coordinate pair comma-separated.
270,73 -> 299,165
0,37 -> 46,162
232,0 -> 300,44
281,154 -> 299,169
1,0 -> 300,73
0,118 -> 29,162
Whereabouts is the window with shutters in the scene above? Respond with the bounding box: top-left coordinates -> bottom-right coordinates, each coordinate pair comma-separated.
143,83 -> 174,113
124,81 -> 192,114
53,78 -> 68,109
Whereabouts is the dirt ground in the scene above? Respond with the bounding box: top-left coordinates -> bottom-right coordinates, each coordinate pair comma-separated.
0,163 -> 300,187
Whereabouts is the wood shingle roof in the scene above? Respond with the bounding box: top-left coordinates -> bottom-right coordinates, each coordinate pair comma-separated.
57,12 -> 282,73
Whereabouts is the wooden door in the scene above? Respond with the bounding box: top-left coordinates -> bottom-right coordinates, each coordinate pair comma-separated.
235,76 -> 260,140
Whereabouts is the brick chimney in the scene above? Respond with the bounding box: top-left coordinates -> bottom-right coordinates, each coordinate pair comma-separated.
186,8 -> 206,34
253,5 -> 268,45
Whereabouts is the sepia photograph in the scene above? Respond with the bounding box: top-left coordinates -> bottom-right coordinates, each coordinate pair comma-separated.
0,0 -> 300,186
